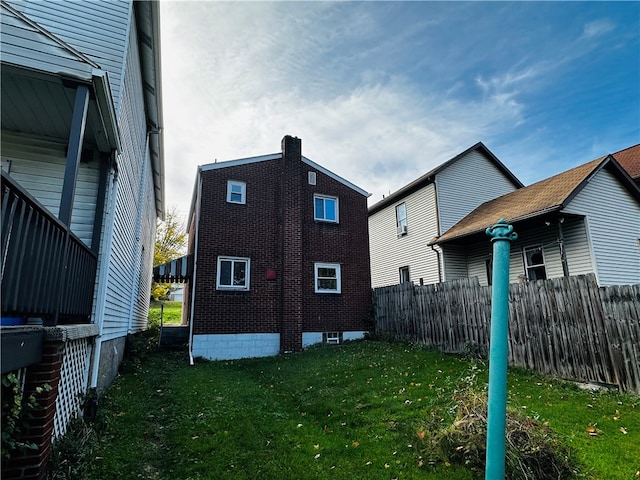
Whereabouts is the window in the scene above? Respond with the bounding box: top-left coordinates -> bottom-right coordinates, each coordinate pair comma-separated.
314,263 -> 341,293
217,256 -> 250,290
485,257 -> 493,286
226,181 -> 246,204
399,266 -> 410,283
314,195 -> 338,223
396,202 -> 407,235
523,246 -> 546,281
308,171 -> 317,185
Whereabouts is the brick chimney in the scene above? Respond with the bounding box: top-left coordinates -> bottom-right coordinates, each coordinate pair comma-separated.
280,135 -> 303,353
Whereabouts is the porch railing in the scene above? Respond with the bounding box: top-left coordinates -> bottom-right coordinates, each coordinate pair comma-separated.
1,171 -> 97,325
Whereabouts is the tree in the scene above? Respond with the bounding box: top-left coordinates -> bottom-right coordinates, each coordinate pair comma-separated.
151,206 -> 187,301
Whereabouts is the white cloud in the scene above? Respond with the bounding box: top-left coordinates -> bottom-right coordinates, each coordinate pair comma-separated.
582,19 -> 615,39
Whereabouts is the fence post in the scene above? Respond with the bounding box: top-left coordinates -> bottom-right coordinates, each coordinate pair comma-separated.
485,219 -> 517,480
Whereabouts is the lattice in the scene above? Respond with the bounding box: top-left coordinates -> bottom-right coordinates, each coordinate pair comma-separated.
53,338 -> 91,439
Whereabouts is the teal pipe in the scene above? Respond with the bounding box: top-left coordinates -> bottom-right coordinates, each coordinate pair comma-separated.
485,219 -> 517,480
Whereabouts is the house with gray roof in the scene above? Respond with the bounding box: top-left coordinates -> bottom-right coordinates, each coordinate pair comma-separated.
429,152 -> 640,286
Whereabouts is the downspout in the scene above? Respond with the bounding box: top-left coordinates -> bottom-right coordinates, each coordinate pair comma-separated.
188,170 -> 202,366
430,244 -> 443,283
557,217 -> 570,277
89,162 -> 119,390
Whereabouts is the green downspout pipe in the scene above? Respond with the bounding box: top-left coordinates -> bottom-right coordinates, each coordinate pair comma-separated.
485,219 -> 517,480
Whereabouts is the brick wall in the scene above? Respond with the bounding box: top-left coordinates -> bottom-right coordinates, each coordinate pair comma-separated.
2,342 -> 64,480
191,136 -> 371,352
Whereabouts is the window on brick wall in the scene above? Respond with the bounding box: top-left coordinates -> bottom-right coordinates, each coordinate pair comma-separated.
217,256 -> 250,290
314,262 -> 341,293
226,180 -> 246,204
314,195 -> 339,223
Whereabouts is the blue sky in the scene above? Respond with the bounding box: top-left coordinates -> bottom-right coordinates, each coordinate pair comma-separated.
159,1 -> 640,217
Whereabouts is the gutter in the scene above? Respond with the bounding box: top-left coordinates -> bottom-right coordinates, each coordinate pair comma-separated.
188,170 -> 202,366
92,69 -> 121,152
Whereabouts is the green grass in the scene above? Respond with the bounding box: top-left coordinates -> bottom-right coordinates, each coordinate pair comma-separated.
80,341 -> 639,480
148,300 -> 183,326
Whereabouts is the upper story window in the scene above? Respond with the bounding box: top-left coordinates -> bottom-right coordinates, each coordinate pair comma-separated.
314,195 -> 339,223
396,202 -> 407,236
217,256 -> 250,290
523,245 -> 546,281
226,180 -> 246,204
315,262 -> 341,293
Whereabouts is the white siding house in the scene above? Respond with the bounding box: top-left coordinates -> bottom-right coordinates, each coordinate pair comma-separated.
431,155 -> 640,286
368,143 -> 523,288
1,3 -> 164,473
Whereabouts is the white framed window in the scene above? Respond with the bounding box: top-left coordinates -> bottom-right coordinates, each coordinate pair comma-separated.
399,266 -> 410,283
523,245 -> 546,281
216,256 -> 250,290
314,195 -> 339,223
314,262 -> 341,293
226,180 -> 246,204
396,202 -> 407,235
308,171 -> 317,185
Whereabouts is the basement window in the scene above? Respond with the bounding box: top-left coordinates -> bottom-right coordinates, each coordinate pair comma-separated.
323,332 -> 342,345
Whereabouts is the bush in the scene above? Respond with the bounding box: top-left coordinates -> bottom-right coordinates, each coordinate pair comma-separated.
428,367 -> 582,480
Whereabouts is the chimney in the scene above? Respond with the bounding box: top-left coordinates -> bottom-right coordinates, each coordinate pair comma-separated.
282,135 -> 302,161
280,135 -> 303,353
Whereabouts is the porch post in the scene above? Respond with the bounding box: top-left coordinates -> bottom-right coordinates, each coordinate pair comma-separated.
484,219 -> 517,480
59,84 -> 90,226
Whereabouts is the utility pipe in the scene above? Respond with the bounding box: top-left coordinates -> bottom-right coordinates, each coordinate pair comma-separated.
484,219 -> 517,480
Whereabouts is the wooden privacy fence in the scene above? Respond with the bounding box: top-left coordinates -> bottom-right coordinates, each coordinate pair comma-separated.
373,274 -> 640,393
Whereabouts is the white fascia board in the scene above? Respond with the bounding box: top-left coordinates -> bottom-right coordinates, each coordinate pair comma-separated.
199,153 -> 281,171
302,156 -> 370,197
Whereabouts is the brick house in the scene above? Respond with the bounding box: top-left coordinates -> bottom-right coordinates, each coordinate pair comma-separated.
182,136 -> 371,360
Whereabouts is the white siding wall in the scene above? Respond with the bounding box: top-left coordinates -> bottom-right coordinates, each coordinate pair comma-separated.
436,151 -> 519,233
1,132 -> 100,247
563,169 -> 640,285
441,244 -> 469,280
10,0 -> 131,112
369,184 -> 440,287
455,219 -> 594,286
101,17 -> 154,340
560,216 -> 594,276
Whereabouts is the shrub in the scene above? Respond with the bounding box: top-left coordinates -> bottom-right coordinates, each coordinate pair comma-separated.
428,367 -> 582,480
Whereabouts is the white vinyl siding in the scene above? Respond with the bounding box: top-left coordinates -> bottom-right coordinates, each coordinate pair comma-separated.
102,18 -> 153,339
10,0 -> 131,112
0,6 -> 94,79
0,132 -> 100,247
369,184 -> 440,287
441,244 -> 468,281
562,168 -> 640,285
560,216 -> 594,277
436,150 -> 519,233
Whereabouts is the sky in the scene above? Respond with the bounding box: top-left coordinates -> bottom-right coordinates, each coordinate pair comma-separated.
158,1 -> 640,219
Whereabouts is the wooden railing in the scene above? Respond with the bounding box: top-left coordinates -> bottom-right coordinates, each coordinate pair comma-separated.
1,171 -> 97,325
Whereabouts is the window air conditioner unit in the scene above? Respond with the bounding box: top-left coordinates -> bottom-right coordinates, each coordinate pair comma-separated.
398,225 -> 408,235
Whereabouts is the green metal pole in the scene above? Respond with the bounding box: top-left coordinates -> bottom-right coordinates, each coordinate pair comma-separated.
485,219 -> 517,480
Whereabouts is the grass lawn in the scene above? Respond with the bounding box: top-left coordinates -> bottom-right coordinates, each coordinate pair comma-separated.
148,301 -> 183,326
77,340 -> 639,480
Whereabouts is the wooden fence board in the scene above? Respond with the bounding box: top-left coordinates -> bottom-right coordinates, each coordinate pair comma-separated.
373,274 -> 640,393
